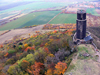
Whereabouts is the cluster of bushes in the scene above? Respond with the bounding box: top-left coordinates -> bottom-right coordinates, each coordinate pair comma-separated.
42,24 -> 76,30
23,25 -> 37,28
0,30 -> 76,75
0,30 -> 11,36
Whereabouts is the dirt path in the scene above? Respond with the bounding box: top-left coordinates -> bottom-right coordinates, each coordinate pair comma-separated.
47,12 -> 61,24
0,25 -> 66,44
0,25 -> 44,44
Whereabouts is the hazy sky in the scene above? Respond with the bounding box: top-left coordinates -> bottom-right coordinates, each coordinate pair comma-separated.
0,0 -> 93,3
0,0 -> 38,3
0,0 -> 94,4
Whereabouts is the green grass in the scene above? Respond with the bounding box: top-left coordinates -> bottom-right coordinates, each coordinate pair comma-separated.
67,64 -> 75,72
77,46 -> 88,53
49,14 -> 77,24
0,11 -> 61,31
77,45 -> 95,55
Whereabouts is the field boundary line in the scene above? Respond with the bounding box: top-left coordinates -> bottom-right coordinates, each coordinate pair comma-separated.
47,12 -> 61,24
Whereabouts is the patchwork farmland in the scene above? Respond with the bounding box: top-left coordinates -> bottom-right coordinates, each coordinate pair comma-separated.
0,8 -> 100,31
0,11 -> 61,31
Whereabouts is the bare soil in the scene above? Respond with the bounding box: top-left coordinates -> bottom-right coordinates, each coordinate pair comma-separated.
0,25 -> 44,44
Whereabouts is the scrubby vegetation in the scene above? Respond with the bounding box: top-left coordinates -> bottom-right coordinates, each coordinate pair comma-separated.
0,30 -> 76,75
87,27 -> 100,38
43,24 -> 76,30
87,27 -> 100,49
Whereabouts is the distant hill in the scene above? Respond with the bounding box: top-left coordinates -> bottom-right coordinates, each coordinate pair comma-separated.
91,0 -> 100,2
0,1 -> 35,11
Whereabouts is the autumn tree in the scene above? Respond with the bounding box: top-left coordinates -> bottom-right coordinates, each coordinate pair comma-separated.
45,62 -> 55,75
20,60 -> 30,70
17,54 -> 35,66
34,48 -> 47,63
24,44 -> 28,48
7,65 -> 24,75
54,61 -> 67,75
27,62 -> 45,75
44,47 -> 50,54
0,44 -> 3,48
4,53 -> 9,57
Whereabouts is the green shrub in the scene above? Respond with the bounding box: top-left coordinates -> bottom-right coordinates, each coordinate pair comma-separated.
34,41 -> 41,46
5,58 -> 15,65
19,52 -> 27,60
28,42 -> 32,46
13,45 -> 16,48
18,45 -> 22,50
8,50 -> 16,54
65,58 -> 72,66
18,42 -> 23,45
35,46 -> 40,50
17,54 -> 35,66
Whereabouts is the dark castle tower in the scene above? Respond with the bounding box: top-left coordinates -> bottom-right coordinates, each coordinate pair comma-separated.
76,10 -> 86,39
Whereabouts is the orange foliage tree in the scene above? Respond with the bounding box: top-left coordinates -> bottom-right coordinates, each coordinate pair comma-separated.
45,69 -> 53,75
4,53 -> 9,57
53,30 -> 57,34
27,62 -> 44,75
24,44 -> 28,48
54,61 -> 67,75
0,44 -> 3,48
24,46 -> 35,51
44,47 -> 50,54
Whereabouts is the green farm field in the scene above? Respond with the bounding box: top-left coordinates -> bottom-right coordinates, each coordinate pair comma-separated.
0,11 -> 61,31
86,8 -> 100,16
49,14 -> 77,24
18,11 -> 61,28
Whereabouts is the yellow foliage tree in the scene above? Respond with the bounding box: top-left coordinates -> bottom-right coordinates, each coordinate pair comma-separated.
45,43 -> 49,47
24,44 -> 28,48
48,54 -> 54,57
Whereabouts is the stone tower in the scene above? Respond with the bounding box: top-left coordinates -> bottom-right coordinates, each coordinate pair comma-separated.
76,9 -> 87,39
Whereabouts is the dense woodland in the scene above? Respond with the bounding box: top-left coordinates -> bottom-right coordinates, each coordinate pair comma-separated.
0,30 -> 76,75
